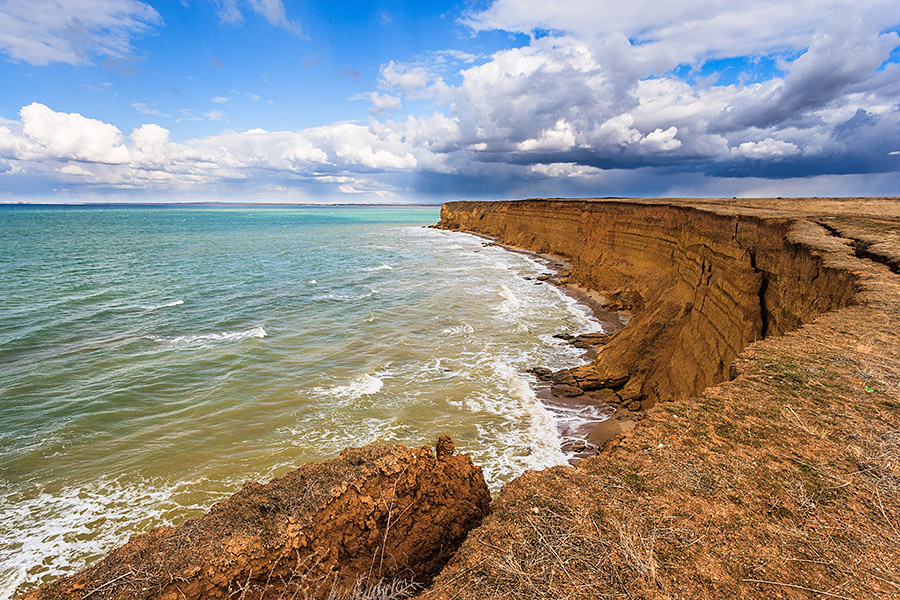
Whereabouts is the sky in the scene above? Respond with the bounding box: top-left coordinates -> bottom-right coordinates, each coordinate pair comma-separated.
0,0 -> 899,203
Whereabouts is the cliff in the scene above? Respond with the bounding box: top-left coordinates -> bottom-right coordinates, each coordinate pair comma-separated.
436,199 -> 860,408
427,197 -> 900,599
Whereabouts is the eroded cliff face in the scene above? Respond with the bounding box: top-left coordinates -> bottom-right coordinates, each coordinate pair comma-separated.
438,200 -> 858,408
20,438 -> 490,600
425,197 -> 900,600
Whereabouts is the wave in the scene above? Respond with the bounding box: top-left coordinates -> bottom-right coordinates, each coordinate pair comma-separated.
308,280 -> 317,285
0,477 -> 218,600
460,359 -> 568,485
149,325 -> 267,347
322,373 -> 384,400
497,284 -> 521,312
366,264 -> 393,271
141,299 -> 184,311
315,288 -> 377,302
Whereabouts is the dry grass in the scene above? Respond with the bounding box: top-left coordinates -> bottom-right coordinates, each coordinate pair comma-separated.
327,579 -> 421,600
423,312 -> 900,599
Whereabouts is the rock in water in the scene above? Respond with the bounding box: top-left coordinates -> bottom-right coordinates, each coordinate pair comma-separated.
20,440 -> 491,600
571,332 -> 611,348
528,366 -> 553,381
550,369 -> 578,386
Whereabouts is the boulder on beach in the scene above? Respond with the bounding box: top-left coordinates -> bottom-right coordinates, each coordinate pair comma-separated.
571,365 -> 630,390
590,388 -> 621,405
551,383 -> 584,397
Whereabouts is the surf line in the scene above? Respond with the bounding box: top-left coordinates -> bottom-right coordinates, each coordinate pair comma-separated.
452,231 -> 635,461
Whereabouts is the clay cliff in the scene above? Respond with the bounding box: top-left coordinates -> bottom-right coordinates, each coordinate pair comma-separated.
426,197 -> 900,599
437,199 -> 858,409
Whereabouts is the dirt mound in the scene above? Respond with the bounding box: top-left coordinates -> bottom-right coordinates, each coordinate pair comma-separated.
20,436 -> 490,600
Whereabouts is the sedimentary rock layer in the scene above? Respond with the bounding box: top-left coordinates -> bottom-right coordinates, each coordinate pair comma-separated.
437,199 -> 858,408
21,437 -> 490,600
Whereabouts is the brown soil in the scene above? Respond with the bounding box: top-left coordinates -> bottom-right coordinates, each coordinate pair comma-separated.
426,197 -> 900,599
20,437 -> 490,600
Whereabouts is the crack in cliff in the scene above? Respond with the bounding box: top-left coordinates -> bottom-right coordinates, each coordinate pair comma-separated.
735,217 -> 770,341
747,249 -> 771,339
817,220 -> 900,275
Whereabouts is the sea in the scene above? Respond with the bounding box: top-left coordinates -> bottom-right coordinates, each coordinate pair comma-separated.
0,205 -> 605,598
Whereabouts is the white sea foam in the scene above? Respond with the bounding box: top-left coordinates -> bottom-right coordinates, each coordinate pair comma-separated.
469,360 -> 568,485
0,477 -> 217,600
323,373 -> 384,399
442,322 -> 475,336
316,288 -> 377,302
141,299 -> 183,311
497,284 -> 521,312
150,325 -> 267,347
550,402 -> 617,428
366,264 -> 393,271
308,279 -> 317,285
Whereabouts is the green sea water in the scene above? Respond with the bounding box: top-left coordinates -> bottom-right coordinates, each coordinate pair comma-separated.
0,206 -> 605,597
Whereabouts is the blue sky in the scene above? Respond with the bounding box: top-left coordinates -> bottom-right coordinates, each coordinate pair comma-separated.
1,0 -> 899,202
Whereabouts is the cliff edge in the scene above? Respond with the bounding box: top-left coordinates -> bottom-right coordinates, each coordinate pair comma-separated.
427,198 -> 900,599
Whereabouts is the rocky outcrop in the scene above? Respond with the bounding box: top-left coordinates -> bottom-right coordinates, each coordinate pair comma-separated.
438,199 -> 858,409
20,437 -> 490,600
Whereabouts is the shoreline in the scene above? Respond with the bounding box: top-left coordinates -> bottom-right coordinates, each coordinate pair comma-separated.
474,235 -> 639,459
19,197 -> 900,600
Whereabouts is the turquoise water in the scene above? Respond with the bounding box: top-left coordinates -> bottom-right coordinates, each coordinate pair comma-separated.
0,206 -> 602,597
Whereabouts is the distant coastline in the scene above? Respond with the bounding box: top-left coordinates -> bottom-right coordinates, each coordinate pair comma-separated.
0,201 -> 442,208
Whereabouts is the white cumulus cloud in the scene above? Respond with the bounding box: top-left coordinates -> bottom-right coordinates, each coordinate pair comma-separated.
639,127 -> 682,152
20,102 -> 130,163
735,138 -> 801,158
353,92 -> 402,115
